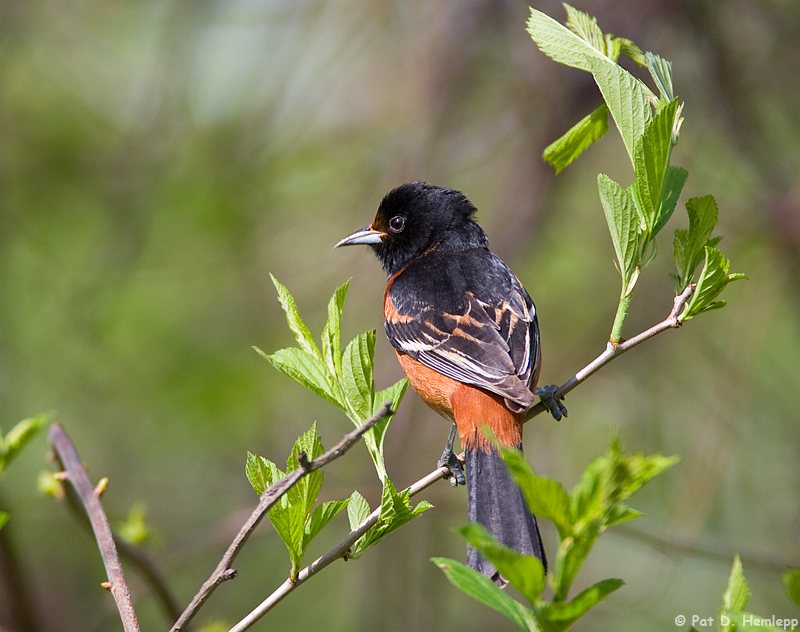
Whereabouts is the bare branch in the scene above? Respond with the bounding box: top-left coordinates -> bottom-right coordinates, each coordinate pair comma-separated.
48,423 -> 140,632
229,458 -> 454,632
57,474 -> 182,625
525,285 -> 694,421
170,401 -> 394,632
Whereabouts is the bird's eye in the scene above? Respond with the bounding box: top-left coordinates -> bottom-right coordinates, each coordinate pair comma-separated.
389,215 -> 406,233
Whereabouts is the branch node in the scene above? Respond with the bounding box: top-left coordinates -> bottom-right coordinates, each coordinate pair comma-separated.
101,581 -> 113,592
53,471 -> 68,481
222,568 -> 238,581
296,451 -> 311,470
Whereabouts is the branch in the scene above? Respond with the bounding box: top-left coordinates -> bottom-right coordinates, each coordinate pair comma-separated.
57,484 -> 182,625
170,401 -> 394,632
525,285 -> 695,421
229,458 -> 454,632
48,423 -> 140,632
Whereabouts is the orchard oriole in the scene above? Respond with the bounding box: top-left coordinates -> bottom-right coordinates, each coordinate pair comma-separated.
336,181 -> 561,581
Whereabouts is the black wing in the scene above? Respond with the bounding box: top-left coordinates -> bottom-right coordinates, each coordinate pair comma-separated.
385,249 -> 539,412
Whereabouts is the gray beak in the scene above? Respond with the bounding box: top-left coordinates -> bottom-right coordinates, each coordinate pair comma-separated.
334,225 -> 385,248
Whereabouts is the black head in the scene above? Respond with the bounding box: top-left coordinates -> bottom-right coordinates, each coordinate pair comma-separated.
335,182 -> 488,275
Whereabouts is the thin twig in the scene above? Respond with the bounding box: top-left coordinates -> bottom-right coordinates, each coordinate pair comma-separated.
525,285 -> 695,421
229,458 -> 454,632
58,485 -> 182,626
170,401 -> 394,632
48,424 -> 140,632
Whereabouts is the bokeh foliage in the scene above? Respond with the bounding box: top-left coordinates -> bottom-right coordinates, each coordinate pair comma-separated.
1,1 -> 799,630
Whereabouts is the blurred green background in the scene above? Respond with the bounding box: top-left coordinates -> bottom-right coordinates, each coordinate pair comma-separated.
2,0 -> 799,630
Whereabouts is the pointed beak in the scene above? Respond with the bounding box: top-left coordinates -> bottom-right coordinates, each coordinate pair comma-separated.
334,225 -> 385,248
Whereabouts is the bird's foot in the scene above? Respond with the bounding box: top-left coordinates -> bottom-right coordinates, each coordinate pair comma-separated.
438,447 -> 466,487
535,384 -> 568,421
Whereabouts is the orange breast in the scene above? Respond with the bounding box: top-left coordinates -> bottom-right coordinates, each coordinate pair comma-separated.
396,350 -> 523,451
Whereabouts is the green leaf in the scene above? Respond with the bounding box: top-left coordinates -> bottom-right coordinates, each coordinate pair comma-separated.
347,490 -> 371,531
544,104 -> 609,174
501,447 -> 573,540
597,174 -> 640,288
535,578 -> 624,632
432,557 -> 537,631
321,279 -> 350,378
0,414 -> 48,472
245,451 -> 283,496
302,498 -> 350,550
341,330 -> 377,419
646,51 -> 674,103
117,502 -> 152,545
680,246 -> 747,321
286,422 -> 325,516
0,511 -> 9,531
673,195 -> 720,290
588,55 -> 650,168
656,165 -> 688,236
257,346 -> 345,410
633,98 -> 680,233
527,7 -> 613,73
368,379 -> 408,464
722,554 -> 751,614
270,274 -> 322,360
782,567 -> 800,608
551,524 -> 599,602
564,4 -> 607,57
458,522 -> 546,605
350,479 -> 433,558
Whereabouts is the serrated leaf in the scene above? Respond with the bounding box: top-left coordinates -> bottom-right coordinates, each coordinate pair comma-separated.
673,195 -> 720,290
270,274 -> 322,360
432,557 -> 537,631
536,578 -> 624,632
722,554 -> 751,614
634,98 -> 680,233
347,491 -> 371,531
258,346 -> 345,410
303,498 -> 350,550
527,7 -> 612,73
321,280 -> 350,378
245,452 -> 284,496
544,104 -> 609,174
680,246 -> 747,321
458,523 -> 546,604
350,479 -> 433,558
588,55 -> 650,168
341,330 -> 376,419
564,4 -> 606,56
656,165 -> 688,236
783,568 -> 800,609
501,447 -> 573,540
367,379 -> 408,461
598,174 -> 640,286
286,422 -> 324,514
647,51 -> 674,102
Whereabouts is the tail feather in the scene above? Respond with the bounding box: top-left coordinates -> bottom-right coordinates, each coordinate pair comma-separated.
466,445 -> 547,582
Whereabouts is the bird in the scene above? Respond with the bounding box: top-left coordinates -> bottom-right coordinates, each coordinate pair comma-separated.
335,181 -> 561,581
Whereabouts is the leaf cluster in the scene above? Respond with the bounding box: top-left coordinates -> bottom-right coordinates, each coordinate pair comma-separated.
246,424 -> 349,579
248,278 -> 428,572
528,4 -> 744,340
434,438 -> 677,631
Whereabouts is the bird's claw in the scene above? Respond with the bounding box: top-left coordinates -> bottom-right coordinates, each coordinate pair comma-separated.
535,384 -> 568,421
438,448 -> 466,487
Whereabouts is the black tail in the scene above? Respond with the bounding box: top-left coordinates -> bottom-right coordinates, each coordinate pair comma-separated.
466,445 -> 547,582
